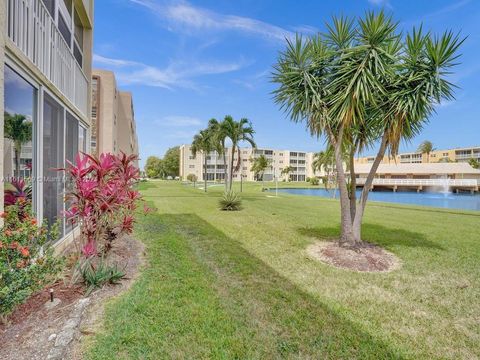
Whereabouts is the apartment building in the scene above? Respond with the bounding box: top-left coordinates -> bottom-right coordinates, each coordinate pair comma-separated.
2,0 -> 94,244
91,69 -> 139,162
355,146 -> 480,165
179,145 -> 323,182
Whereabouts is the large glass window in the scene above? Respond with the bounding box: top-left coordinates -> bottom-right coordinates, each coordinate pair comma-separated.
3,65 -> 36,210
43,93 -> 65,236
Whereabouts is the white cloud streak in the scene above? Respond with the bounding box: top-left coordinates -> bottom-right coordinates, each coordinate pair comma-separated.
129,0 -> 294,42
93,54 -> 248,89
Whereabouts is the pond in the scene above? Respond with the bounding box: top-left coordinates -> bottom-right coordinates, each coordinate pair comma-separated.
272,188 -> 480,212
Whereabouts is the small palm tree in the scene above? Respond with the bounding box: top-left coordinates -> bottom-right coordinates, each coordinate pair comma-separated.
280,165 -> 294,181
4,112 -> 32,177
250,154 -> 271,188
191,129 -> 213,192
417,141 -> 436,163
221,116 -> 256,190
207,118 -> 228,189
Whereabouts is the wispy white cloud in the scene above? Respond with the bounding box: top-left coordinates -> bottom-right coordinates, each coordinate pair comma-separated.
93,54 -> 249,90
367,0 -> 392,8
129,0 -> 294,42
156,115 -> 203,127
291,25 -> 319,36
233,69 -> 270,90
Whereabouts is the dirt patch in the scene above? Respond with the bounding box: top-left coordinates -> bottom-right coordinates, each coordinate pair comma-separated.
307,241 -> 401,272
0,235 -> 144,360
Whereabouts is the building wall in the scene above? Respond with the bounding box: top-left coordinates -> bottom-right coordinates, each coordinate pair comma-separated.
92,70 -> 139,160
179,145 -> 324,182
355,146 -> 480,165
1,0 -> 94,238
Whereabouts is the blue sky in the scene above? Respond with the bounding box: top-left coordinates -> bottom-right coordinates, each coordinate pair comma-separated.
93,0 -> 480,167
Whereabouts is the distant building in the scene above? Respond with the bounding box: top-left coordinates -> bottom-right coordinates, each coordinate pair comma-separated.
355,146 -> 480,164
179,145 -> 324,182
354,163 -> 480,193
91,69 -> 139,162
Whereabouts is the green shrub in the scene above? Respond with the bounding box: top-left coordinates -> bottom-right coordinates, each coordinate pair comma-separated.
79,258 -> 126,295
309,177 -> 320,185
306,177 -> 311,183
219,191 -> 242,211
187,173 -> 198,183
0,202 -> 63,318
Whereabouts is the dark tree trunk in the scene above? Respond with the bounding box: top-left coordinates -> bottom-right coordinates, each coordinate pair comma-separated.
204,154 -> 207,192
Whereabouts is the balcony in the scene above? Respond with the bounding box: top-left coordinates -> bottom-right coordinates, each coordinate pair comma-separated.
6,0 -> 89,117
356,178 -> 478,187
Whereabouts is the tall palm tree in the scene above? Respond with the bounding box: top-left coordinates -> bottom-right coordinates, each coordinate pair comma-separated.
4,112 -> 32,177
191,129 -> 213,192
207,118 -> 228,190
312,149 -> 336,188
280,165 -> 294,181
221,116 -> 256,190
417,140 -> 436,163
273,12 -> 463,247
250,154 -> 270,188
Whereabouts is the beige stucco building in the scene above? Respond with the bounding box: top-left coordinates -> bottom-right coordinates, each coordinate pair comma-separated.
91,69 -> 138,161
355,146 -> 480,165
180,145 -> 324,182
1,0 -> 94,244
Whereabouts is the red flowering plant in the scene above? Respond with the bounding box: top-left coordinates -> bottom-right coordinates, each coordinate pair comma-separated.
60,152 -> 142,258
0,202 -> 63,318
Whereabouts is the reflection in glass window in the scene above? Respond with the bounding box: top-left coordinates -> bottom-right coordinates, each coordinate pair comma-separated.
3,65 -> 36,210
43,93 -> 65,236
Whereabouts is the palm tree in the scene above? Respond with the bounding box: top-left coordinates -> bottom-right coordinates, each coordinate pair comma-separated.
312,149 -> 336,187
468,158 -> 479,169
417,141 -> 436,163
250,154 -> 271,188
273,12 -> 463,247
191,129 -> 213,192
280,165 -> 294,181
4,112 -> 32,177
207,118 -> 228,190
221,116 -> 256,190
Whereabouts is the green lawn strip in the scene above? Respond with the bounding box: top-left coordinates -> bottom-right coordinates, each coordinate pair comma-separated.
86,210 -> 406,359
88,181 -> 479,359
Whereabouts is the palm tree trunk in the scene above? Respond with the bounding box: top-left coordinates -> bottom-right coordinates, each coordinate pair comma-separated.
351,132 -> 389,242
222,150 -> 228,191
229,145 -> 236,190
204,154 -> 207,192
14,146 -> 21,178
348,146 -> 357,221
326,125 -> 356,246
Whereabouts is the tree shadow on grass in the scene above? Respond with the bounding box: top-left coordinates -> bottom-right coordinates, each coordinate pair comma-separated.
125,212 -> 409,359
298,223 -> 444,250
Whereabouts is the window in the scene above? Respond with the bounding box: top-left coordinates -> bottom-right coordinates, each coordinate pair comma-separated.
42,0 -> 55,17
189,155 -> 195,160
73,10 -> 84,67
4,65 -> 36,211
43,93 -> 65,236
189,165 -> 195,169
58,13 -> 72,45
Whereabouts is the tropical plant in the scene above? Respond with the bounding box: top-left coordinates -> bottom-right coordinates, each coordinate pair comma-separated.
417,140 -> 436,162
272,12 -> 463,246
0,202 -> 63,317
280,165 -> 294,181
60,152 -> 142,258
469,158 -> 479,169
4,178 -> 32,210
191,129 -> 213,192
4,112 -> 32,177
309,177 -> 320,185
78,258 -> 126,295
187,173 -> 198,187
219,190 -> 242,211
221,116 -> 256,190
207,118 -> 228,189
250,154 -> 271,188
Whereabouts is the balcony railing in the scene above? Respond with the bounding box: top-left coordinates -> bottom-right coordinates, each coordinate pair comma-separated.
6,0 -> 89,117
356,178 -> 478,187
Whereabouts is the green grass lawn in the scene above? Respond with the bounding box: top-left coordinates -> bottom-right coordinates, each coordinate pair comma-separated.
85,181 -> 480,359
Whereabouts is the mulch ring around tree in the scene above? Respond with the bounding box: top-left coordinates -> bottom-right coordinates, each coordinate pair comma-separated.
0,234 -> 145,360
307,241 -> 401,273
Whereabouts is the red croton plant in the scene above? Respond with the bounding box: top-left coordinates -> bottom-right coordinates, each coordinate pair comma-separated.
61,152 -> 145,258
